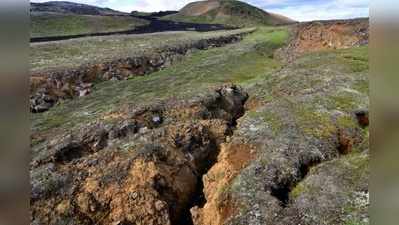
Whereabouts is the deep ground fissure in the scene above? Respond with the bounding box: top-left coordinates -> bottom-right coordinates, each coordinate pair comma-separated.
173,91 -> 248,225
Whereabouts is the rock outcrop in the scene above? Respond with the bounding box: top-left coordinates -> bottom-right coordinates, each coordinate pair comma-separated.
284,18 -> 369,56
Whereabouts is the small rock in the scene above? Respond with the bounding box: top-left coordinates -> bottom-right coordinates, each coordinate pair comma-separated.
79,89 -> 90,97
249,124 -> 259,132
129,192 -> 138,200
154,200 -> 166,211
81,83 -> 93,88
139,127 -> 149,134
354,109 -> 369,128
34,102 -> 53,113
152,116 -> 162,125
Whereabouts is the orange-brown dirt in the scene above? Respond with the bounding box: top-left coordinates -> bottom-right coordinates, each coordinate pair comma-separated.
191,142 -> 256,225
287,18 -> 369,55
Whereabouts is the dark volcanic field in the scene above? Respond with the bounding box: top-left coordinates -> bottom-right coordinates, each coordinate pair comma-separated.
30,15 -> 235,43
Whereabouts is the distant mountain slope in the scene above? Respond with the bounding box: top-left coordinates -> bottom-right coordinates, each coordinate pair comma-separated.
30,1 -> 127,15
30,1 -> 149,38
163,0 -> 296,27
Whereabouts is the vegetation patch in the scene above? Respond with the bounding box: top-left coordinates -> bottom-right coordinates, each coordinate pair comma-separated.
290,182 -> 308,199
31,13 -> 149,38
337,115 -> 358,130
294,105 -> 336,139
248,110 -> 283,135
339,46 -> 369,73
329,93 -> 360,112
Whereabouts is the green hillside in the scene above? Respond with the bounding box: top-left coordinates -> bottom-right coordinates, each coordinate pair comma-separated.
31,13 -> 149,38
163,0 -> 295,27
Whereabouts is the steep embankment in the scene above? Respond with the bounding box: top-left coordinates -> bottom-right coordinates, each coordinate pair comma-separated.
164,0 -> 295,27
285,18 -> 369,55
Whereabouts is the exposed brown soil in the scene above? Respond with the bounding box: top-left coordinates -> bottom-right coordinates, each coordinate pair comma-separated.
191,142 -> 256,225
285,18 -> 369,56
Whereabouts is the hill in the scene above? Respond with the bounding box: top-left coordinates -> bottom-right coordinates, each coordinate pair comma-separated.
30,1 -> 127,15
163,0 -> 296,27
30,1 -> 149,38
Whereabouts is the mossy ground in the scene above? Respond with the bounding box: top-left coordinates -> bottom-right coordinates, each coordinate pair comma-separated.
31,13 -> 149,38
294,45 -> 368,73
242,43 -> 369,141
291,151 -> 369,197
31,27 -> 289,137
345,219 -> 368,225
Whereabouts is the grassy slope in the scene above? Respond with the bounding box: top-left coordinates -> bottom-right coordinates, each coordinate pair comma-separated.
31,27 -> 289,135
30,28 -> 254,73
163,0 -> 290,27
31,13 -> 149,38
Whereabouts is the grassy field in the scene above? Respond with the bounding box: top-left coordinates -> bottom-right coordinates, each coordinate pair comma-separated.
30,28 -> 254,73
31,27 -> 289,134
31,13 -> 149,38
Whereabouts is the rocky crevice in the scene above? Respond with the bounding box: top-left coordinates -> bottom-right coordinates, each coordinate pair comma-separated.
270,111 -> 370,208
270,156 -> 323,207
172,85 -> 249,225
30,85 -> 249,225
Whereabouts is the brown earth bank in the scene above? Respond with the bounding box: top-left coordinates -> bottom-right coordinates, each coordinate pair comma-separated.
297,18 -> 369,51
281,18 -> 369,59
30,30 -> 253,113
